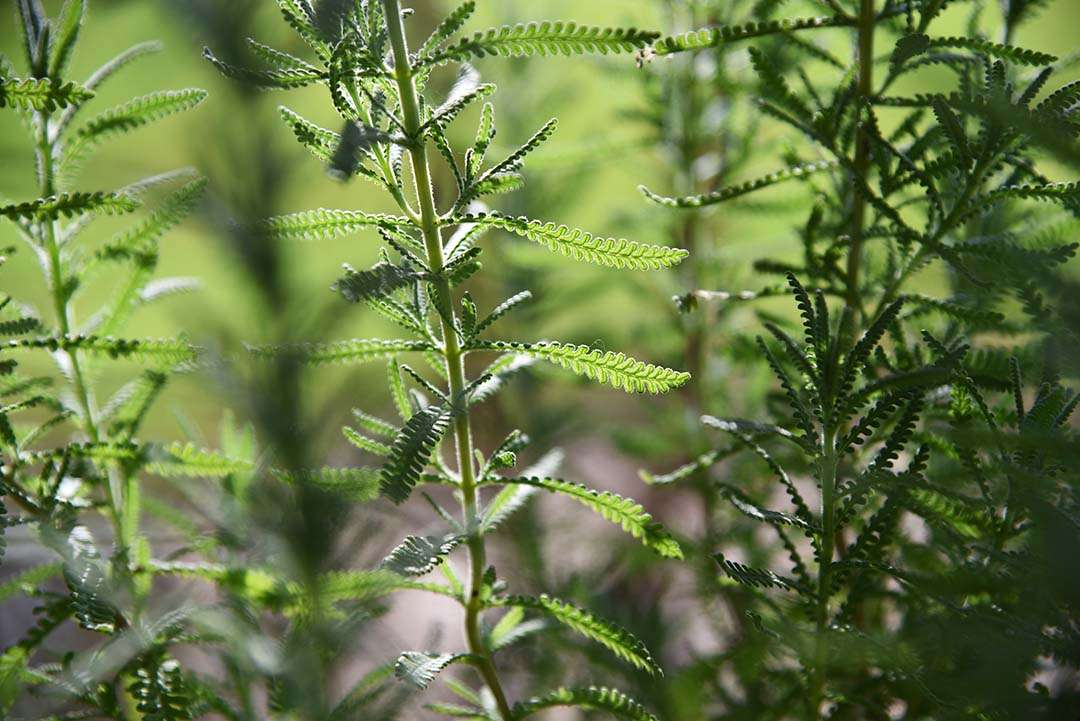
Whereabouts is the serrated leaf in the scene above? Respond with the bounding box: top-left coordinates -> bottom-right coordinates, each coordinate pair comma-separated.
513,686 -> 659,721
61,526 -> 118,633
128,652 -> 194,721
454,212 -> 687,270
1,192 -> 137,222
394,652 -> 469,690
482,477 -> 681,558
4,334 -> 197,363
648,17 -> 848,57
715,553 -> 804,592
97,177 -> 206,266
491,594 -> 661,675
263,208 -> 412,241
333,262 -> 423,304
0,77 -> 93,112
0,562 -> 63,603
480,483 -> 537,532
419,2 -> 477,60
381,534 -> 462,576
247,338 -> 430,365
381,405 -> 452,504
66,88 -> 208,161
146,443 -> 251,478
891,33 -> 930,66
420,22 -> 658,67
277,466 -> 380,502
279,105 -> 339,162
203,46 -> 326,88
927,36 -> 1056,66
640,161 -> 835,208
470,340 -> 689,394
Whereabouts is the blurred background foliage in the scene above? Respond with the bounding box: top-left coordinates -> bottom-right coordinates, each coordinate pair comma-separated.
2,1 -> 1079,719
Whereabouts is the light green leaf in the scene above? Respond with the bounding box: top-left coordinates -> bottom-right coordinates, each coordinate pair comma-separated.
1,192 -> 137,222
262,208 -> 413,241
455,212 -> 687,270
491,594 -> 661,675
394,652 -> 471,690
0,77 -> 93,112
246,338 -> 431,365
420,22 -> 658,67
482,476 -> 682,558
470,340 -> 689,394
514,686 -> 659,721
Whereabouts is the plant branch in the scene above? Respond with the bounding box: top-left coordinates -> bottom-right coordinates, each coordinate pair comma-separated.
381,2 -> 514,718
844,0 -> 876,327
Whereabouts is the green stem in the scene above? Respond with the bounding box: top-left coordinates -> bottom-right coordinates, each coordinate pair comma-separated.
811,433 -> 838,720
844,0 -> 875,324
816,3 -> 874,715
36,100 -> 141,721
34,109 -> 134,542
381,3 -> 513,718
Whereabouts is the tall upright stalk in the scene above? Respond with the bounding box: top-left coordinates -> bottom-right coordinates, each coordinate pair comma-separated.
381,2 -> 514,716
208,5 -> 682,719
845,0 -> 876,321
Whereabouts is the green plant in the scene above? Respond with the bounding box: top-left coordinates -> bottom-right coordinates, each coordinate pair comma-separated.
205,1 -> 689,719
0,0 -> 219,717
639,0 -> 1079,718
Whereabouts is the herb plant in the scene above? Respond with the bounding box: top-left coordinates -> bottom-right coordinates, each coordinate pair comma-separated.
0,0 -> 215,717
640,0 -> 1079,718
205,1 -> 689,719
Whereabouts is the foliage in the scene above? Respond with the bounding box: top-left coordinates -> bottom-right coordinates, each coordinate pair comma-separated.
0,1 -> 219,718
637,0 -> 1080,718
1,1 -> 1077,720
202,1 -> 682,719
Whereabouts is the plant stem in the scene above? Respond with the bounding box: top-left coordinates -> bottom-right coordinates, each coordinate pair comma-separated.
381,2 -> 514,718
34,109 -> 133,543
35,102 -> 141,721
815,4 -> 874,716
844,0 -> 875,322
811,434 -> 838,720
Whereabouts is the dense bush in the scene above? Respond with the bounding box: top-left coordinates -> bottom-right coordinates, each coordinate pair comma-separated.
1,1 -> 1076,720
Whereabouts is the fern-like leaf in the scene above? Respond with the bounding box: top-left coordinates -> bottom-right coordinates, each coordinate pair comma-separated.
278,106 -> 338,162
334,262 -> 423,304
1,192 -> 138,221
203,46 -> 327,88
381,405 -> 452,504
0,77 -> 93,111
648,17 -> 849,58
4,334 -> 197,363
715,553 -> 804,592
381,534 -> 462,576
394,652 -> 470,690
263,208 -> 412,241
491,594 -> 661,675
419,22 -> 658,67
128,653 -> 194,721
276,467 -> 380,502
66,89 -> 208,160
147,443 -> 252,478
418,1 -> 476,60
469,340 -> 689,394
454,212 -> 687,270
926,36 -> 1056,66
513,686 -> 659,721
482,476 -> 681,558
246,338 -> 430,365
95,177 -> 207,279
640,161 -> 835,208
